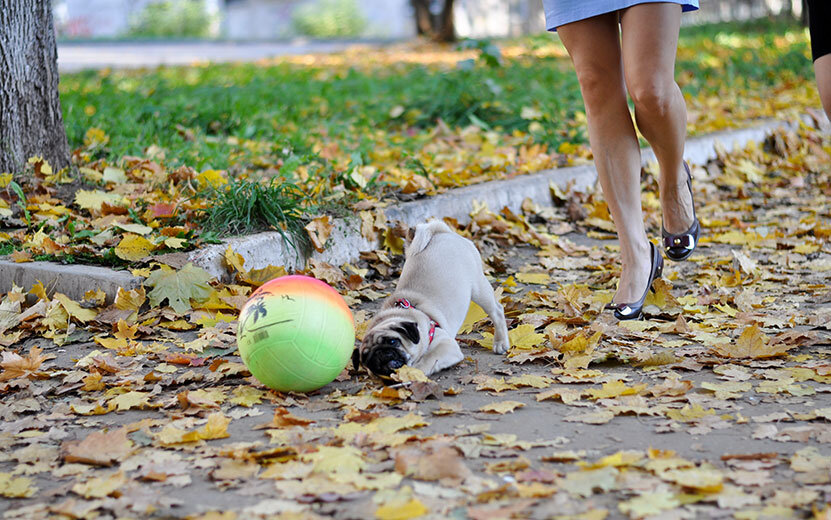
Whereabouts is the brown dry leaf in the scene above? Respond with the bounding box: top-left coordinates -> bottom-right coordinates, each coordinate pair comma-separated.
0,346 -> 54,382
114,286 -> 146,313
305,215 -> 333,253
239,265 -> 287,287
71,471 -> 127,499
394,443 -> 471,482
711,325 -> 794,359
62,427 -> 133,466
256,407 -> 315,429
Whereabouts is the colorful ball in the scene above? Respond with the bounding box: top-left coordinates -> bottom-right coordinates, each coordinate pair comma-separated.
237,275 -> 355,393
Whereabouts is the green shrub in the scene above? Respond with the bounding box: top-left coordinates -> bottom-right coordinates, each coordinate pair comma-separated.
292,0 -> 367,38
128,0 -> 214,39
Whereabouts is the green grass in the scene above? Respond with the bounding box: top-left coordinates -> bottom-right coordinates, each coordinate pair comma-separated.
58,18 -> 813,176
198,177 -> 312,256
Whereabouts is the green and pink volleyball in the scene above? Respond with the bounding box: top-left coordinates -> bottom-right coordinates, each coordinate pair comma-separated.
237,275 -> 355,392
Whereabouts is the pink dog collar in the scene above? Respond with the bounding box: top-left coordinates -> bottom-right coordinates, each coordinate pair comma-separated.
394,298 -> 437,345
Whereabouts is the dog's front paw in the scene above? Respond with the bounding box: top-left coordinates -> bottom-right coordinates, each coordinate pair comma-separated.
492,339 -> 510,355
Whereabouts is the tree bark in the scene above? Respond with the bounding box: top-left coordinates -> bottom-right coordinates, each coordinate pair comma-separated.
435,0 -> 456,43
410,0 -> 456,42
412,0 -> 434,36
0,0 -> 70,174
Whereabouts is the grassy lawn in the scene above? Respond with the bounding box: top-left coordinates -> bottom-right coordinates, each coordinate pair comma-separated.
60,19 -> 815,176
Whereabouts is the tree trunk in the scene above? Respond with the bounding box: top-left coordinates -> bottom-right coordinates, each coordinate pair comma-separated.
412,0 -> 434,36
0,0 -> 70,174
435,0 -> 456,43
411,0 -> 456,42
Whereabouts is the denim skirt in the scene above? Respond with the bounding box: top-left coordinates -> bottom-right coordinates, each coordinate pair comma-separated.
542,0 -> 699,31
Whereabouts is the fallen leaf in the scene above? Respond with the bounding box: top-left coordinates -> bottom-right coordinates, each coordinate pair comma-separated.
479,401 -> 525,414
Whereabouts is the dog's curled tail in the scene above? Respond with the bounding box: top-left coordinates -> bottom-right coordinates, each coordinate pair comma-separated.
406,220 -> 454,258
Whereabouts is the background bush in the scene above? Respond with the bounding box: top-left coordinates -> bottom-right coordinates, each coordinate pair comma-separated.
292,0 -> 367,38
128,0 -> 214,39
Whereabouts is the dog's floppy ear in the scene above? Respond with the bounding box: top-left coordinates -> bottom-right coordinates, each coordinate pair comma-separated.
351,347 -> 362,370
392,321 -> 420,345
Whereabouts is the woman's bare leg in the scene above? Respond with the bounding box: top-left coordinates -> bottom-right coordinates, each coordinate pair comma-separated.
815,54 -> 831,123
620,4 -> 693,236
558,14 -> 651,304
621,3 -> 693,233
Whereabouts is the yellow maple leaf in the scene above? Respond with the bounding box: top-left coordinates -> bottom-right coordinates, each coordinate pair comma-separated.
115,287 -> 146,313
230,386 -> 266,407
459,302 -> 487,334
197,168 -> 227,188
71,471 -> 127,499
114,319 -> 138,340
115,234 -> 156,262
476,377 -> 517,393
107,391 -> 151,412
665,404 -> 716,422
302,446 -> 365,474
711,325 -> 793,359
587,380 -> 646,400
196,412 -> 231,440
384,228 -> 404,255
516,272 -> 551,285
29,281 -> 48,301
375,498 -> 429,520
0,473 -> 37,498
619,492 -> 680,518
509,324 -> 545,350
661,467 -> 724,493
581,450 -> 644,469
73,190 -> 125,213
94,336 -> 129,351
223,246 -> 246,275
114,222 -> 153,236
479,400 -> 525,414
507,374 -> 551,388
392,366 -> 429,383
54,293 -> 98,323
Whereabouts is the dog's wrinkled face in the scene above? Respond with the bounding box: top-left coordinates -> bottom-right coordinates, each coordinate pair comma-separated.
354,314 -> 423,378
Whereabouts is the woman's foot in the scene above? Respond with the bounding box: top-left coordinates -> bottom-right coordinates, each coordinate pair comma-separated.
611,239 -> 652,306
607,242 -> 664,320
661,161 -> 700,261
660,162 -> 695,235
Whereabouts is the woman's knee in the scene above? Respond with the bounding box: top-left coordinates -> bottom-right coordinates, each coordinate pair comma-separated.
627,77 -> 677,117
574,64 -> 624,107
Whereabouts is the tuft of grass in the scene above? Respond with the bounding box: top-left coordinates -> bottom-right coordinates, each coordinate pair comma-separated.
199,177 -> 312,257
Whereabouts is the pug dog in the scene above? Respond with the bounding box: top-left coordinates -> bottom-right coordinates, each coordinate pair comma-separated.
354,220 -> 510,378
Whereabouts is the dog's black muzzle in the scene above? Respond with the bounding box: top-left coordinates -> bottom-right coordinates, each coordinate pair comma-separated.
364,347 -> 407,377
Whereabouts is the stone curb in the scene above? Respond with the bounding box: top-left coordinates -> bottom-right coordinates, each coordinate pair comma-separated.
0,261 -> 142,304
0,118 -> 797,299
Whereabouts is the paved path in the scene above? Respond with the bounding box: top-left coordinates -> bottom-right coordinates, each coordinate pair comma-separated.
57,40 -> 374,72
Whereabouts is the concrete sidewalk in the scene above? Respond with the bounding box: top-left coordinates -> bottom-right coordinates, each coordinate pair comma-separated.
57,40 -> 379,72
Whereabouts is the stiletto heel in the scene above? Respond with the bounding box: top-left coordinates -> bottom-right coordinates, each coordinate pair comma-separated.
662,161 -> 700,262
606,242 -> 664,321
